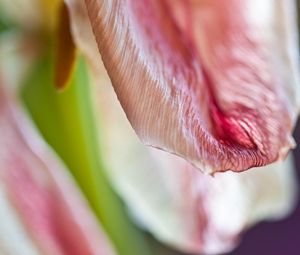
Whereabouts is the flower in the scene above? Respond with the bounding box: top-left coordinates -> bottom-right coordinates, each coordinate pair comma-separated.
84,0 -> 300,174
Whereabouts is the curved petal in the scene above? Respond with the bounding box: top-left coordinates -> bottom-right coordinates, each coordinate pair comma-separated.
94,79 -> 297,254
65,0 -> 102,72
85,0 -> 300,173
0,87 -> 116,255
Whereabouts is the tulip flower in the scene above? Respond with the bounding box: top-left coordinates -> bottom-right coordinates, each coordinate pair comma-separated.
84,0 -> 300,173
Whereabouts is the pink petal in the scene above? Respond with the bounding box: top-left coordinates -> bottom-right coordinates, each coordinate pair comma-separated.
85,0 -> 300,173
0,87 -> 115,255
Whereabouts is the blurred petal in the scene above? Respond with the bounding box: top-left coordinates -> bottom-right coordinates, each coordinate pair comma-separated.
0,87 -> 115,255
94,80 -> 297,255
85,0 -> 300,173
64,0 -> 103,74
0,180 -> 40,255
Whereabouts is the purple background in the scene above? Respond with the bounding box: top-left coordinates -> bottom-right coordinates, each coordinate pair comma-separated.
230,121 -> 300,255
